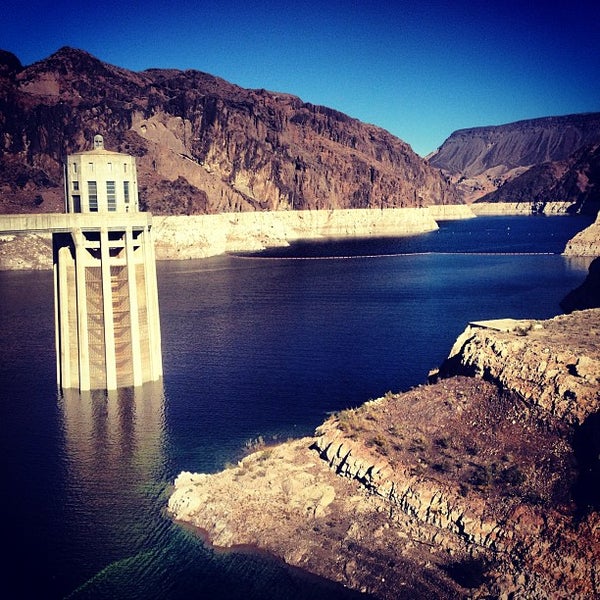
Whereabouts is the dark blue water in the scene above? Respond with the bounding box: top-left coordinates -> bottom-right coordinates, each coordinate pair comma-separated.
0,215 -> 593,599
242,214 -> 581,257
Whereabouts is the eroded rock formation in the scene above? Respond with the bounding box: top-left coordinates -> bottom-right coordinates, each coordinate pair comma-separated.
0,47 -> 460,215
169,309 -> 600,599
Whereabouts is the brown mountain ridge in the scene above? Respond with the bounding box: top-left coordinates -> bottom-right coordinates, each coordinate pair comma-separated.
0,47 -> 460,215
429,113 -> 600,213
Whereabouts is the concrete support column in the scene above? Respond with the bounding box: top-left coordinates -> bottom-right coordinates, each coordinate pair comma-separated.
52,214 -> 161,391
54,244 -> 61,386
125,227 -> 143,386
55,244 -> 71,388
73,229 -> 90,391
100,227 -> 117,390
143,224 -> 163,380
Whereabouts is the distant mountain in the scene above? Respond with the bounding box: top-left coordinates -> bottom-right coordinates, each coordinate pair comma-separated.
0,47 -> 460,214
428,113 -> 600,213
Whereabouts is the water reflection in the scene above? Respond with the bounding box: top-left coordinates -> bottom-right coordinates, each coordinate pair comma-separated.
59,381 -> 170,591
62,381 -> 166,481
59,381 -> 368,600
563,255 -> 594,271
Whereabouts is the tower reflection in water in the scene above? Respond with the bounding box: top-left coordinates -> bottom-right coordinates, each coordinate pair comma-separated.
59,381 -> 170,589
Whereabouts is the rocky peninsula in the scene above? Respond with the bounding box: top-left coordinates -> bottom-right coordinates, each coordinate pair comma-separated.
169,308 -> 600,599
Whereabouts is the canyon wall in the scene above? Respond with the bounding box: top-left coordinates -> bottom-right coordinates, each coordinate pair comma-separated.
152,207 -> 440,259
469,201 -> 575,215
563,209 -> 600,256
0,47 -> 460,215
429,114 -> 600,211
3,47 -> 597,222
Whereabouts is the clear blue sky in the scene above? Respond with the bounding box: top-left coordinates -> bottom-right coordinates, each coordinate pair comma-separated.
3,0 -> 599,156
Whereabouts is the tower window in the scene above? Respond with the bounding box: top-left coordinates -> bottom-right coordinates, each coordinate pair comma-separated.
72,181 -> 79,191
88,181 -> 98,212
107,181 -> 116,211
123,181 -> 130,204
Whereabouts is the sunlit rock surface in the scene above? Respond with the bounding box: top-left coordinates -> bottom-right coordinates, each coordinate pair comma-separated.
0,47 -> 459,215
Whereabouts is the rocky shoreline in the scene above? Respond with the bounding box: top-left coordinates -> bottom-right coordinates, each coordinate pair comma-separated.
169,309 -> 600,599
564,210 -> 600,257
151,207 -> 447,261
0,206 -> 448,270
1,203 -> 597,271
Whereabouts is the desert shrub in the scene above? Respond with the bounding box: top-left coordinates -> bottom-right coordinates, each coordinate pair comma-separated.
336,409 -> 365,433
432,461 -> 451,474
434,436 -> 451,450
369,434 -> 390,456
468,465 -> 492,487
499,465 -> 525,487
409,434 -> 427,453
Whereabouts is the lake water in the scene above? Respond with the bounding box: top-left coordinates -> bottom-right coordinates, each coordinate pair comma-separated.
0,215 -> 593,599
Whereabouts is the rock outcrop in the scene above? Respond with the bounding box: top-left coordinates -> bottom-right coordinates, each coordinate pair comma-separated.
474,143 -> 600,215
0,47 -> 460,215
428,114 -> 600,212
563,209 -> 600,256
168,309 -> 600,599
0,232 -> 51,270
469,201 -> 574,215
434,313 -> 600,425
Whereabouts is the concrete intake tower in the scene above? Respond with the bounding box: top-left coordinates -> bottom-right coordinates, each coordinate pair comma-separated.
55,135 -> 162,390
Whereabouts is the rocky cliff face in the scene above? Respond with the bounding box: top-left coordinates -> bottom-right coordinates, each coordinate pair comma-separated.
429,113 -> 600,212
0,47 -> 460,215
169,309 -> 600,600
475,142 -> 600,215
564,209 -> 600,256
